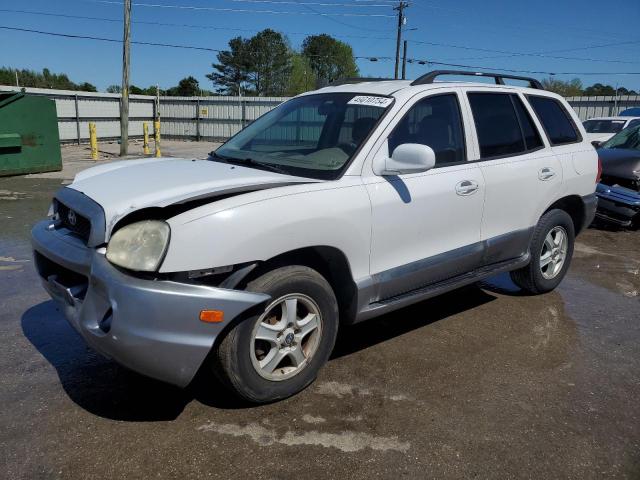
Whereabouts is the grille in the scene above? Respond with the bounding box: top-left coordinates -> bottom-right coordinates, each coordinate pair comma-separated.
57,201 -> 92,242
600,175 -> 640,193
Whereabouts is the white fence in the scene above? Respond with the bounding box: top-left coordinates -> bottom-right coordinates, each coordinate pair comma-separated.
2,85 -> 639,142
565,95 -> 640,121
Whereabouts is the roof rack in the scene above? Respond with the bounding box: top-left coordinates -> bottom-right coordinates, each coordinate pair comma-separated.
328,77 -> 392,86
411,70 -> 544,90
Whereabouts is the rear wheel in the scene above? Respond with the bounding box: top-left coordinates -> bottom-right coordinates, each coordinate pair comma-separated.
510,209 -> 575,294
214,265 -> 338,403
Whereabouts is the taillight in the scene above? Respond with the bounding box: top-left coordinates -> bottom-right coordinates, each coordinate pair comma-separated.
596,156 -> 602,183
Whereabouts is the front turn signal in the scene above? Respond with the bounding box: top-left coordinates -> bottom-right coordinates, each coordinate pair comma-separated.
199,310 -> 224,323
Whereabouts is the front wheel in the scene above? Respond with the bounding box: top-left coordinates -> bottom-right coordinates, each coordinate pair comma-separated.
213,265 -> 338,403
510,209 -> 575,295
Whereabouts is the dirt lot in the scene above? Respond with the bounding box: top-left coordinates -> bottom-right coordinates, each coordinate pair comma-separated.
1,145 -> 639,479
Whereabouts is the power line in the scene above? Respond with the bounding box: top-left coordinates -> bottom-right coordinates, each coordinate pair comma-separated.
83,0 -> 396,17
3,25 -> 640,76
433,39 -> 640,63
410,39 -> 640,65
0,8 -> 396,38
229,0 -> 392,7
6,8 -> 637,66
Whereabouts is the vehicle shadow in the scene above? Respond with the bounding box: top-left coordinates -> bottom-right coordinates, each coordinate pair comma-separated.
20,301 -> 248,422
332,283 -> 497,359
22,279 -> 511,421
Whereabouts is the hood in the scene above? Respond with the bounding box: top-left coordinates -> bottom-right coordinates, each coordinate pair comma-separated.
598,148 -> 640,180
68,157 -> 316,232
585,132 -> 615,143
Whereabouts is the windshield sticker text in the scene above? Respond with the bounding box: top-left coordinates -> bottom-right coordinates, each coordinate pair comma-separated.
348,96 -> 393,108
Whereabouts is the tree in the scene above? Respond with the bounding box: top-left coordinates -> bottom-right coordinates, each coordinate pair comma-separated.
583,83 -> 616,96
287,54 -> 316,95
165,76 -> 200,96
246,29 -> 292,96
0,67 -> 95,91
541,77 -> 583,97
301,34 -> 358,85
106,85 -> 121,93
207,36 -> 251,95
208,30 -> 293,96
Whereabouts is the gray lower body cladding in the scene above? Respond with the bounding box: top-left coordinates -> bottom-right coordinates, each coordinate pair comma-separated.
371,227 -> 534,303
31,220 -> 269,387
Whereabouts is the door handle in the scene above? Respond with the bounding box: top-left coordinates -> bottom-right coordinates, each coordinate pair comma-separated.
455,180 -> 479,196
538,167 -> 556,181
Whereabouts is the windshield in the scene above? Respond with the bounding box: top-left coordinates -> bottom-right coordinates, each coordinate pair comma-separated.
213,93 -> 392,180
583,119 -> 627,134
601,125 -> 640,150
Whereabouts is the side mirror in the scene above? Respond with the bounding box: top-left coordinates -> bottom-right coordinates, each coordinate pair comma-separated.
591,140 -> 602,149
375,143 -> 436,176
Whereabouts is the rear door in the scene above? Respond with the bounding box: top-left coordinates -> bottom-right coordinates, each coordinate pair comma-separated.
462,89 -> 563,264
364,90 -> 486,301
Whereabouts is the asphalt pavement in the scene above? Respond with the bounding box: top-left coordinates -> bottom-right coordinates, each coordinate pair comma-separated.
1,154 -> 639,479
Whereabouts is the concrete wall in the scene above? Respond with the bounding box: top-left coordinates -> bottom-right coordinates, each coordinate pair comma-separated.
2,85 -> 640,142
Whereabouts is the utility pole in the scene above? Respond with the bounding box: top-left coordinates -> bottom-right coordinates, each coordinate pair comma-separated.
120,0 -> 131,156
15,71 -> 19,87
402,40 -> 408,80
394,1 -> 409,79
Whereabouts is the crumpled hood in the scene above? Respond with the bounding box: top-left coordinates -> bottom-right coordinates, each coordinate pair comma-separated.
599,148 -> 640,180
68,157 -> 315,232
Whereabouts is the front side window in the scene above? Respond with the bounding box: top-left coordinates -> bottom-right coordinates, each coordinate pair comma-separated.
214,93 -> 391,180
468,92 -> 525,158
583,119 -> 626,134
527,95 -> 580,145
388,94 -> 466,166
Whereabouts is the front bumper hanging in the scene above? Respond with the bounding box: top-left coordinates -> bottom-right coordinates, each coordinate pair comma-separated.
31,219 -> 269,387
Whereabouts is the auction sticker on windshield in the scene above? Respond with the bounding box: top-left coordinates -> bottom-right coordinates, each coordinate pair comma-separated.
348,96 -> 393,108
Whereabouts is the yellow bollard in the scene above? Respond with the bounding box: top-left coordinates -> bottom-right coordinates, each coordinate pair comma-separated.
143,122 -> 150,155
154,119 -> 161,158
89,122 -> 98,160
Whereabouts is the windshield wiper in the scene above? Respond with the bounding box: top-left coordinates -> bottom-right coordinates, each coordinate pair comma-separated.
226,157 -> 289,175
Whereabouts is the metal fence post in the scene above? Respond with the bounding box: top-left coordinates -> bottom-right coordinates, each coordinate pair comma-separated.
196,98 -> 201,141
74,94 -> 81,145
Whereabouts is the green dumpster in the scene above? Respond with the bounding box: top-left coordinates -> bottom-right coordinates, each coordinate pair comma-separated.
0,92 -> 62,176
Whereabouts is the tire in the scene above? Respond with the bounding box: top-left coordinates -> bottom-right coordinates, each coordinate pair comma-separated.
510,209 -> 575,295
214,265 -> 339,403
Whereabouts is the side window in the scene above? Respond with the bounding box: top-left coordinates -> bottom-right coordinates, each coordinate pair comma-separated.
527,95 -> 580,145
512,95 -> 544,150
388,94 -> 465,166
468,93 -> 525,158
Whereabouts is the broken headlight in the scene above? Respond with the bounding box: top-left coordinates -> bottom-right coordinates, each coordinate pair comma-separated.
106,220 -> 170,272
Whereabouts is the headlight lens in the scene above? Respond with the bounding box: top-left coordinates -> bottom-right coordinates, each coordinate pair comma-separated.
106,220 -> 170,272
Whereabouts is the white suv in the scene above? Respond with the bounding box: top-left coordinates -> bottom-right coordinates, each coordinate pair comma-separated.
32,71 -> 599,403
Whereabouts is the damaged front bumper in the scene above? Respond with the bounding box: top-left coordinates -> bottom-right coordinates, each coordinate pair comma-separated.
595,183 -> 640,227
31,219 -> 269,387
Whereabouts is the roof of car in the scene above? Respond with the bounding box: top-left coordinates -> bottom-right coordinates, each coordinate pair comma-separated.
585,116 -> 640,121
311,79 -> 546,98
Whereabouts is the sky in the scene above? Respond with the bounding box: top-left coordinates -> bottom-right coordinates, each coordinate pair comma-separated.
1,0 -> 639,93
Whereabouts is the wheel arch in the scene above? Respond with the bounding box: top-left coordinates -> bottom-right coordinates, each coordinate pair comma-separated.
241,245 -> 359,325
542,194 -> 586,234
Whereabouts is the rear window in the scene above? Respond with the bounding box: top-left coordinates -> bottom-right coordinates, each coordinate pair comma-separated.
468,93 -> 525,158
527,96 -> 580,145
583,119 -> 626,134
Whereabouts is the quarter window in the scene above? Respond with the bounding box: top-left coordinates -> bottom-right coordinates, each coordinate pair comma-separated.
527,95 -> 580,145
468,93 -> 525,158
388,94 -> 466,166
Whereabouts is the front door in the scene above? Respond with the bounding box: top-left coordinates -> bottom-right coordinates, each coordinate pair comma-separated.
364,92 -> 486,301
